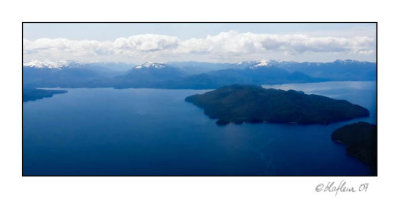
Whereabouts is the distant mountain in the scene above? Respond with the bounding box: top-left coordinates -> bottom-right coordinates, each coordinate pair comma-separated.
133,62 -> 168,69
23,64 -> 125,88
113,62 -> 187,88
22,60 -> 376,89
23,66 -> 103,88
165,66 -> 322,89
268,60 -> 376,81
185,85 -> 369,125
68,62 -> 135,73
166,61 -> 245,75
24,61 -> 134,72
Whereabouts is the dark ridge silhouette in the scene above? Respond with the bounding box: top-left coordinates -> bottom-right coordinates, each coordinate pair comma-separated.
331,122 -> 377,174
23,88 -> 67,102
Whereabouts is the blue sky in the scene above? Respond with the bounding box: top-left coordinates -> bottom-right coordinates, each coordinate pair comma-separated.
23,23 -> 376,66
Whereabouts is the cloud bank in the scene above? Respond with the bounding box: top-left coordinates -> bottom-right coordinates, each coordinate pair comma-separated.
23,31 -> 376,67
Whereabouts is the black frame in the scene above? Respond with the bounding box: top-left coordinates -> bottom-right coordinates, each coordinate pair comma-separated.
22,22 -> 378,177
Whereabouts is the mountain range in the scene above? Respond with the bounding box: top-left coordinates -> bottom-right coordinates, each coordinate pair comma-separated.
23,60 -> 376,89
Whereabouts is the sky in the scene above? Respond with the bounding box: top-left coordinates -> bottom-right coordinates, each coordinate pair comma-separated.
23,23 -> 376,66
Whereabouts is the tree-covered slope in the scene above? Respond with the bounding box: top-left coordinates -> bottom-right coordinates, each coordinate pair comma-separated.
331,122 -> 377,173
185,85 -> 369,125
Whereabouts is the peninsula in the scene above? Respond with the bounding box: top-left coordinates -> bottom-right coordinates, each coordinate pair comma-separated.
331,122 -> 377,173
23,88 -> 67,102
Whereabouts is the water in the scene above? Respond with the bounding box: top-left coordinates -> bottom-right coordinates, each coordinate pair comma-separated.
23,81 -> 377,175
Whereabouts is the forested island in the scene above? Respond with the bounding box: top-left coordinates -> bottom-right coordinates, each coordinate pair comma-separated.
185,85 -> 369,125
23,88 -> 67,102
331,122 -> 377,173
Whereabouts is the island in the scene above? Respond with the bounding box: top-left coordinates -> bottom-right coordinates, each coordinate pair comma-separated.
331,122 -> 377,173
185,84 -> 369,125
23,88 -> 67,102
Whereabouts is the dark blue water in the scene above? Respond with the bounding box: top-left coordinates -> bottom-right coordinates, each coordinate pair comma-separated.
23,81 -> 376,175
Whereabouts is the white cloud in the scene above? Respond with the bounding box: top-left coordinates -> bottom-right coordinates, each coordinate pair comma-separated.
113,34 -> 179,52
23,31 -> 376,67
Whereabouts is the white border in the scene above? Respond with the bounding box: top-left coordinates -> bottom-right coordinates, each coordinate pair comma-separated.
1,0 -> 399,198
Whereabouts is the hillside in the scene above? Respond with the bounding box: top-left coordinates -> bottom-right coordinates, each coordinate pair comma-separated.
185,85 -> 369,125
331,122 -> 377,173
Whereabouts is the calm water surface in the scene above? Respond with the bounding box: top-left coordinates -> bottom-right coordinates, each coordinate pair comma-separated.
23,81 -> 376,175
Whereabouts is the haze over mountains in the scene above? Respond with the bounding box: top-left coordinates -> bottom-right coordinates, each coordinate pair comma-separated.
23,60 -> 376,89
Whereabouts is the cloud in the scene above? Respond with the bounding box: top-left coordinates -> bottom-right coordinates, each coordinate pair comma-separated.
23,31 -> 376,66
177,31 -> 375,55
113,34 -> 179,52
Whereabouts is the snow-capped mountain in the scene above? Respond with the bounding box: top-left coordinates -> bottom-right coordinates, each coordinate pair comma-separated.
23,59 -> 376,89
236,61 -> 259,68
255,60 -> 269,66
23,60 -> 70,68
238,60 -> 279,69
115,62 -> 186,88
248,60 -> 271,69
135,62 -> 167,69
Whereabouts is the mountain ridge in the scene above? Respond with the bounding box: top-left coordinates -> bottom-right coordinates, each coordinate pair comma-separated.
23,60 -> 376,89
